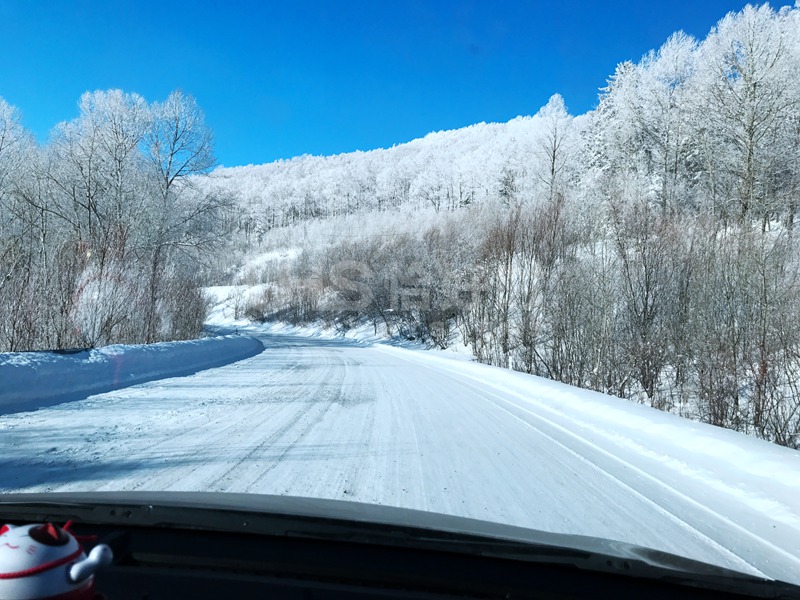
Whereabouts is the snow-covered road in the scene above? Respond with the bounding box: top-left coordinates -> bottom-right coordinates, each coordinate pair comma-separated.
2,332 -> 800,583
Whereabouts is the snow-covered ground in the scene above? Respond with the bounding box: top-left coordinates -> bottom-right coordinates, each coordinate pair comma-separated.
0,335 -> 263,413
235,247 -> 301,282
1,322 -> 799,584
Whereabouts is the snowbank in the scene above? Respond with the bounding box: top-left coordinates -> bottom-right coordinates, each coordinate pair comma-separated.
0,335 -> 264,413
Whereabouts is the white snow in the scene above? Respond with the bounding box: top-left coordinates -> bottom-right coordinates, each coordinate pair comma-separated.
0,335 -> 263,413
237,247 -> 301,277
204,285 -> 274,327
0,320 -> 798,584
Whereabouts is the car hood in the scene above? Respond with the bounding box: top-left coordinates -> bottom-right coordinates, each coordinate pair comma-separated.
0,490 -> 771,582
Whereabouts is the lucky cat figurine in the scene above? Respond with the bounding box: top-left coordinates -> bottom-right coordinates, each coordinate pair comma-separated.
0,522 -> 111,600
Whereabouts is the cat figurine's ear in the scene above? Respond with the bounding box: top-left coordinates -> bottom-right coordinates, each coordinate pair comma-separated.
0,524 -> 17,535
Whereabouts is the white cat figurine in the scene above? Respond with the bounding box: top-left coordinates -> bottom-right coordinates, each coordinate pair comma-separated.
0,522 -> 111,600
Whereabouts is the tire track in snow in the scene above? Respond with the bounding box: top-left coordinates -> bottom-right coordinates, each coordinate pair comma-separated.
465,380 -> 770,578
205,346 -> 349,492
15,342 -> 332,494
379,347 -> 795,580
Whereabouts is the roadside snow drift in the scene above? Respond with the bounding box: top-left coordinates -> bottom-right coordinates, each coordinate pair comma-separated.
0,335 -> 264,413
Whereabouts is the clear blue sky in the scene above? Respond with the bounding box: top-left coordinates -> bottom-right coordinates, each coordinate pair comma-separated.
0,1 -> 793,167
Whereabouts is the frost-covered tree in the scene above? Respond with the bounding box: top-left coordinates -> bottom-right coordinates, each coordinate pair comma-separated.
532,94 -> 576,203
0,90 -> 219,351
0,98 -> 41,350
695,4 -> 800,223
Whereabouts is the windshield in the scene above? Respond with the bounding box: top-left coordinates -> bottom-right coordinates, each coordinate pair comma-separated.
1,0 -> 799,588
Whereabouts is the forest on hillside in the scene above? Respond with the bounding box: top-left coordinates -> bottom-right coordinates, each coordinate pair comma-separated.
206,4 -> 800,447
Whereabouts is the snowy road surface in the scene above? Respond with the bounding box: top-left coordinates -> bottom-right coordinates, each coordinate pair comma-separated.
2,331 -> 800,583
